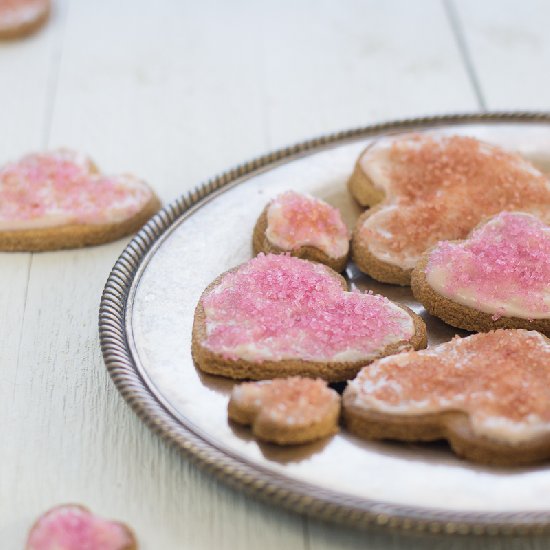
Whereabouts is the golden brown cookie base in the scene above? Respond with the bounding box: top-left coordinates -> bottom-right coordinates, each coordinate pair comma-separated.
252,206 -> 349,272
192,265 -> 427,383
342,399 -> 550,466
0,194 -> 161,251
228,391 -> 340,445
411,253 -> 550,337
0,0 -> 50,40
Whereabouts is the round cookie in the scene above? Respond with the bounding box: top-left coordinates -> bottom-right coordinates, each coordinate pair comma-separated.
0,0 -> 50,39
26,504 -> 137,550
192,254 -> 427,382
228,377 -> 340,445
411,212 -> 550,336
348,133 -> 550,285
253,191 -> 350,272
0,149 -> 161,251
343,330 -> 550,466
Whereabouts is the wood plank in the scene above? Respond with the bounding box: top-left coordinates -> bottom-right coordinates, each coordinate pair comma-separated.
261,0 -> 479,148
0,1 -> 68,546
46,0 -> 270,203
453,0 -> 550,109
0,0 -> 63,156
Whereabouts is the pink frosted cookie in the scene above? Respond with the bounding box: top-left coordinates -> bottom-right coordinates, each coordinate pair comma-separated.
253,191 -> 350,272
228,377 -> 340,445
192,254 -> 426,382
0,0 -> 50,39
412,212 -> 550,336
348,133 -> 550,285
343,330 -> 550,465
0,149 -> 160,251
26,504 -> 136,550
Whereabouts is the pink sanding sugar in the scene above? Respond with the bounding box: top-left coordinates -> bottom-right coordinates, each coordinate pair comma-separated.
232,377 -> 339,426
26,505 -> 134,550
427,212 -> 550,315
0,150 -> 151,224
202,254 -> 413,361
266,191 -> 349,257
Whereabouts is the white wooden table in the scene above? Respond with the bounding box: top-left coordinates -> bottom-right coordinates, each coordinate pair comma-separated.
1,1 -> 549,548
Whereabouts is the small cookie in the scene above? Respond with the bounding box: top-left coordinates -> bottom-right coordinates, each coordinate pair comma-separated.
26,504 -> 137,550
192,253 -> 427,382
412,212 -> 550,336
253,191 -> 350,272
228,377 -> 340,445
343,330 -> 550,466
0,0 -> 50,39
349,133 -> 550,285
0,149 -> 161,251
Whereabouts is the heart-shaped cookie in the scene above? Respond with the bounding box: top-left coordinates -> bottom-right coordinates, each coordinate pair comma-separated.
228,377 -> 340,445
349,134 -> 550,285
412,212 -> 550,336
343,330 -> 550,465
192,253 -> 426,382
26,504 -> 136,550
0,0 -> 50,39
253,191 -> 350,272
0,149 -> 160,251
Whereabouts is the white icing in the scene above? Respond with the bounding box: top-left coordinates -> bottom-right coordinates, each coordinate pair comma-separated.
472,414 -> 550,444
0,213 -> 71,230
427,265 -> 550,320
359,138 -> 395,195
359,205 -> 419,269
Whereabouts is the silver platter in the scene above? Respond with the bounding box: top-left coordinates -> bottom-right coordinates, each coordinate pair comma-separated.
100,113 -> 550,535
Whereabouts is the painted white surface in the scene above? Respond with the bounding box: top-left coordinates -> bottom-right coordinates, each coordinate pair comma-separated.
456,0 -> 550,110
1,0 -> 549,548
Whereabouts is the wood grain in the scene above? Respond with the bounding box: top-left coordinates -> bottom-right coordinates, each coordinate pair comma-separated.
454,0 -> 550,110
2,0 -> 550,549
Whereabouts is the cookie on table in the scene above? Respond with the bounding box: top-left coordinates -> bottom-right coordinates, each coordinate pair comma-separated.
0,0 -> 50,39
253,190 -> 350,272
192,253 -> 427,382
26,504 -> 137,550
228,377 -> 340,445
0,149 -> 161,251
348,133 -> 550,285
412,212 -> 550,336
343,330 -> 550,466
